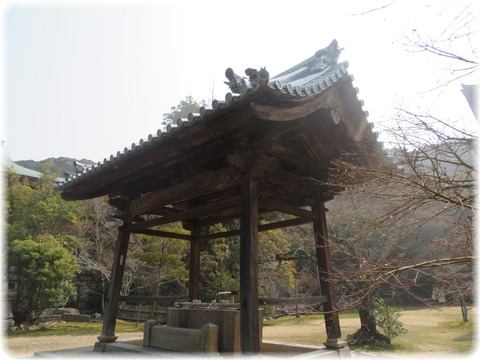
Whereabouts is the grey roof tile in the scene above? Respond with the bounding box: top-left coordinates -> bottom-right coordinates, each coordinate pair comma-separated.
60,39 -> 372,189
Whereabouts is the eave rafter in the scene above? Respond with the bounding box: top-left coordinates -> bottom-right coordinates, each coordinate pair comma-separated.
251,85 -> 338,122
263,141 -> 315,169
126,196 -> 241,232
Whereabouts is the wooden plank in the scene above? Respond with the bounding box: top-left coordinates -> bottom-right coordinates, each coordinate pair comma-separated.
259,198 -> 318,219
173,302 -> 240,309
265,169 -> 313,195
126,196 -> 241,231
198,217 -> 311,240
128,228 -> 191,241
128,167 -> 242,216
119,295 -> 189,303
239,171 -> 260,354
258,217 -> 312,232
171,296 -> 328,307
264,142 -> 315,168
259,296 -> 328,306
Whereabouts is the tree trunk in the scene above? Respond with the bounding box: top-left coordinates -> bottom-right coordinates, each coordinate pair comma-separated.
348,296 -> 390,345
461,297 -> 468,322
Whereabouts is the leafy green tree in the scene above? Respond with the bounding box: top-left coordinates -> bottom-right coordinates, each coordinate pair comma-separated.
200,224 -> 239,300
162,95 -> 206,125
5,169 -> 84,323
9,235 -> 80,323
198,221 -> 298,301
258,227 -> 296,298
128,222 -> 190,296
5,170 -> 82,246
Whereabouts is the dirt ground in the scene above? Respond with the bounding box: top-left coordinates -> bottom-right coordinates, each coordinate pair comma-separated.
2,332 -> 144,358
2,306 -> 475,358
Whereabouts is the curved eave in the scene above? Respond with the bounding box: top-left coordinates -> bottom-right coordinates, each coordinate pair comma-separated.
61,51 -> 376,201
267,61 -> 350,100
60,86 -> 264,201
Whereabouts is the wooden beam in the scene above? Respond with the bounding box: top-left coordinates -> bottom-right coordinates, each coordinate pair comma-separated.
62,103 -> 257,201
166,296 -> 328,307
197,206 -> 242,227
189,225 -> 202,301
119,295 -> 189,303
258,217 -> 312,232
128,155 -> 280,218
128,167 -> 242,216
264,142 -> 315,168
126,196 -> 241,231
198,217 -> 312,240
240,170 -> 260,354
265,169 -> 313,195
259,296 -> 328,306
128,228 -> 192,241
259,198 -> 318,219
312,199 -> 346,349
98,226 -> 131,344
251,87 -> 334,121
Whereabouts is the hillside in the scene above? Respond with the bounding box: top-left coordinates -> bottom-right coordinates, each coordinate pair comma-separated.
16,157 -> 95,178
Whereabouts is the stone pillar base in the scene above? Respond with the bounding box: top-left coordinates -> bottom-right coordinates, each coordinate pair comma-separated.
97,333 -> 118,343
93,342 -> 107,352
324,337 -> 348,349
94,334 -> 118,352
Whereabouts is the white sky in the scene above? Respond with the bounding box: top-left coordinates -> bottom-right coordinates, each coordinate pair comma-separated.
1,0 -> 478,162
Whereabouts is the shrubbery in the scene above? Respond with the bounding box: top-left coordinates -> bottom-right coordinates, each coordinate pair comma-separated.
372,296 -> 407,343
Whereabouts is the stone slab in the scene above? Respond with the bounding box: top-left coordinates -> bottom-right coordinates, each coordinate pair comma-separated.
166,307 -> 262,352
62,313 -> 91,322
144,321 -> 218,353
36,315 -> 62,323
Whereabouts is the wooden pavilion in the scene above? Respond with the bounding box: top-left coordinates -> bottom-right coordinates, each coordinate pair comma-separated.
60,40 -> 380,354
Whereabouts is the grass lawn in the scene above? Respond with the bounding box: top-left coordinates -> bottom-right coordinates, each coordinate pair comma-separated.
5,306 -> 476,356
262,306 -> 476,355
6,319 -> 142,337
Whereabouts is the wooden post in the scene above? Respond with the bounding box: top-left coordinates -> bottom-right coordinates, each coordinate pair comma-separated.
312,199 -> 347,349
95,226 -> 131,347
239,170 -> 260,354
189,224 -> 201,301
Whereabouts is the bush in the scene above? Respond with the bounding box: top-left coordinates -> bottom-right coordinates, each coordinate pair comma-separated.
372,296 -> 407,342
10,235 -> 80,323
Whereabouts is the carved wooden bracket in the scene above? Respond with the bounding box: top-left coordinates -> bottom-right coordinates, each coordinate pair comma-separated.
226,152 -> 281,177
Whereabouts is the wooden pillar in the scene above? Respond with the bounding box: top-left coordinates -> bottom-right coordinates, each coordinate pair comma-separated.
239,170 -> 260,354
312,199 -> 347,349
189,224 -> 201,301
96,226 -> 131,347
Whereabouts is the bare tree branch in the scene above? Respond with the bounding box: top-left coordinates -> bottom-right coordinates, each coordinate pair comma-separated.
347,1 -> 397,16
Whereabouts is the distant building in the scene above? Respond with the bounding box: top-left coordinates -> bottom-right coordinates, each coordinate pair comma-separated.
1,141 -> 43,181
1,141 -> 64,184
461,84 -> 478,121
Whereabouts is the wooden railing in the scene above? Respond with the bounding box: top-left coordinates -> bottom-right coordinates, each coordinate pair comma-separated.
117,295 -> 327,322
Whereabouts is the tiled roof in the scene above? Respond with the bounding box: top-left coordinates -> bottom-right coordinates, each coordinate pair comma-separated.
61,39 -> 371,191
1,143 -> 43,180
1,142 -> 64,183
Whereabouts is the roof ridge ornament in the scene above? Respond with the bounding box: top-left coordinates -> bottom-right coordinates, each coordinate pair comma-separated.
270,39 -> 344,87
245,67 -> 269,88
225,67 -> 270,93
311,39 -> 343,72
224,68 -> 247,94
